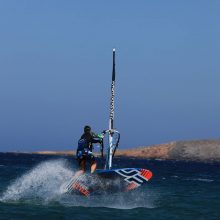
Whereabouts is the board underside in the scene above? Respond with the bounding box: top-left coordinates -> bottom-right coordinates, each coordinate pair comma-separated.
63,168 -> 153,197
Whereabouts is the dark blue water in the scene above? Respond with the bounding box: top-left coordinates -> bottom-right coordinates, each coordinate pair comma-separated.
0,153 -> 219,220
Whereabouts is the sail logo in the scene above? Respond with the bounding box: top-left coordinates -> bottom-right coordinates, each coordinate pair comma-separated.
110,81 -> 115,121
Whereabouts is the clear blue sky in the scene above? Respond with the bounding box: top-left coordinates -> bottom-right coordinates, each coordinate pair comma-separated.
0,1 -> 219,151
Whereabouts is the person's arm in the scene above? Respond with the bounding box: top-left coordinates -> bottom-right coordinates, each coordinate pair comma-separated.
91,139 -> 101,144
91,132 -> 104,144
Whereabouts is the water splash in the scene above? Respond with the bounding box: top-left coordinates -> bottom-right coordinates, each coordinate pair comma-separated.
0,159 -> 74,202
0,159 -> 156,209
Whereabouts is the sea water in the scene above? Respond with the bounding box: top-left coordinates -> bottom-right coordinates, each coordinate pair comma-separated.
0,153 -> 219,220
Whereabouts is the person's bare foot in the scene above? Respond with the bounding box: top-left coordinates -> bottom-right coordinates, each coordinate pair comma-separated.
74,170 -> 84,177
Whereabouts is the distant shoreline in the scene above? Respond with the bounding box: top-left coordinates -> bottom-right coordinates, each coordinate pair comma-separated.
2,139 -> 220,162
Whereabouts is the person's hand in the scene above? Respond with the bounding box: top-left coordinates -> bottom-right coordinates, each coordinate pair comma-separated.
97,133 -> 104,139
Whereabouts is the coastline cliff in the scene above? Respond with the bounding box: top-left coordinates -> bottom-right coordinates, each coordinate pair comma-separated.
31,139 -> 220,162
116,140 -> 220,161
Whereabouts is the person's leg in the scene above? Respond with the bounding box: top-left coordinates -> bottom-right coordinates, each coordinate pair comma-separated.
91,161 -> 97,173
70,160 -> 85,190
79,159 -> 86,172
75,159 -> 86,177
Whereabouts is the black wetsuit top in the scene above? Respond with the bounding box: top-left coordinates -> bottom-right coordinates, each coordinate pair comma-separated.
80,132 -> 100,151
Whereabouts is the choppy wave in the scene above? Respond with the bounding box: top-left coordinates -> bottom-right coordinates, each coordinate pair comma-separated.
186,178 -> 214,182
171,175 -> 179,178
0,159 -> 156,209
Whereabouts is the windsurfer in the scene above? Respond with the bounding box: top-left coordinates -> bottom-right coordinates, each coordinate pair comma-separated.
76,125 -> 104,174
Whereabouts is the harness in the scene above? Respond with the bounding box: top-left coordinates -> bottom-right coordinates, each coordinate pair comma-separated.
76,139 -> 93,159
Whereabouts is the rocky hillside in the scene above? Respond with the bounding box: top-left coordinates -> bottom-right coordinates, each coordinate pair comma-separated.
34,139 -> 220,162
117,140 -> 220,161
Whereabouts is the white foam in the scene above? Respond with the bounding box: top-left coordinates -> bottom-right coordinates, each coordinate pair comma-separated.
0,159 -> 74,202
0,159 -> 157,209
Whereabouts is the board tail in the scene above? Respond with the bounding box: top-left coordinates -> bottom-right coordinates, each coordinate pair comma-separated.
64,175 -> 90,197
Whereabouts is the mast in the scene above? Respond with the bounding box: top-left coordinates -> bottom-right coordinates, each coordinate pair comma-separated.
106,48 -> 116,170
109,48 -> 116,131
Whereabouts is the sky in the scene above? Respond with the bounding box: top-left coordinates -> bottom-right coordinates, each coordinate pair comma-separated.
0,1 -> 220,152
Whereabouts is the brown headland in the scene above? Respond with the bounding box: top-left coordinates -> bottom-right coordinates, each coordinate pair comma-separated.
32,139 -> 220,162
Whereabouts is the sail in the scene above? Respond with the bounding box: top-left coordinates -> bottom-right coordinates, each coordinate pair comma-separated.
106,49 -> 117,170
109,48 -> 116,130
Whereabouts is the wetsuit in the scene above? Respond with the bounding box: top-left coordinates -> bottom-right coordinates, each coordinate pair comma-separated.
76,132 -> 102,165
